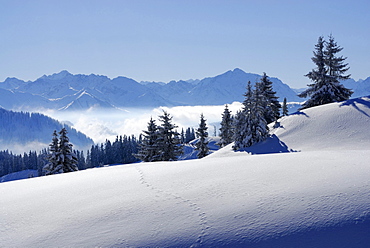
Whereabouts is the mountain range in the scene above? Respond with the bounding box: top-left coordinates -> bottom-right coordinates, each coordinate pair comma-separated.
0,68 -> 369,111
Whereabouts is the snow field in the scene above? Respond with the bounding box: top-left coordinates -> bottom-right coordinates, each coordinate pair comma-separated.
1,150 -> 369,247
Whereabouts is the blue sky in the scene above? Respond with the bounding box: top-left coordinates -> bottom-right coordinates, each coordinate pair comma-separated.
1,0 -> 369,88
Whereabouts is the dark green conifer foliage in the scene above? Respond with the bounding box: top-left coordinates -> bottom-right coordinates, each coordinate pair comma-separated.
44,128 -> 78,175
233,81 -> 269,151
299,35 -> 352,109
282,97 -> 288,116
218,104 -> 234,148
195,113 -> 209,158
135,117 -> 161,162
156,111 -> 183,161
258,73 -> 281,123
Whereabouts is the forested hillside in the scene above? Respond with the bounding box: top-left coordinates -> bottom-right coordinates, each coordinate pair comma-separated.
0,108 -> 93,153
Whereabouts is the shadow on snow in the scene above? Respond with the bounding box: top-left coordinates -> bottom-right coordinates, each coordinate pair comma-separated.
340,96 -> 370,118
238,134 -> 299,155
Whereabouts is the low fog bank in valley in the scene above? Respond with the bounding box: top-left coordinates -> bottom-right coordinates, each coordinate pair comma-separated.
42,103 -> 244,144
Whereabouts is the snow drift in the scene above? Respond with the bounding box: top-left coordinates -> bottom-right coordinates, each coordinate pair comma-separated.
1,96 -> 370,247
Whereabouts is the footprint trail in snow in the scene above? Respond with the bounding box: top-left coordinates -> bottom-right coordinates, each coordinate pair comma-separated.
135,166 -> 210,247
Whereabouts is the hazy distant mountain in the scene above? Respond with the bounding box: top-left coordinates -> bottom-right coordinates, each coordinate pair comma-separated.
0,88 -> 51,110
342,77 -> 370,98
137,69 -> 302,105
0,71 -> 172,110
187,68 -> 301,105
0,69 -> 368,111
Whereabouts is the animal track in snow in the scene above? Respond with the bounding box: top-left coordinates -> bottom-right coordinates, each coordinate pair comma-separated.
135,166 -> 209,247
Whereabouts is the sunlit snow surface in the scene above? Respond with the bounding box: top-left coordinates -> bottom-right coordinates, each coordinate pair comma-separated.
1,96 -> 370,247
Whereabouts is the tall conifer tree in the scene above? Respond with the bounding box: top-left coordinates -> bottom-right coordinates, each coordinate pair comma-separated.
258,73 -> 281,123
195,114 -> 209,158
233,81 -> 269,151
58,128 -> 78,173
44,130 -> 60,175
218,104 -> 234,148
251,83 -> 269,144
233,82 -> 254,150
299,35 -> 352,109
44,128 -> 78,175
156,111 -> 183,161
135,117 -> 160,162
282,97 -> 288,116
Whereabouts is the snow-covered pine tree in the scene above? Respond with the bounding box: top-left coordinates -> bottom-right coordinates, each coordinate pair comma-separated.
135,117 -> 161,162
251,82 -> 269,144
258,73 -> 281,123
44,130 -> 60,175
233,81 -> 269,151
156,111 -> 183,161
44,128 -> 78,175
232,110 -> 245,151
299,36 -> 326,107
195,114 -> 210,158
324,34 -> 352,98
299,35 -> 352,109
233,81 -> 254,150
218,104 -> 234,148
282,97 -> 288,116
58,128 -> 78,173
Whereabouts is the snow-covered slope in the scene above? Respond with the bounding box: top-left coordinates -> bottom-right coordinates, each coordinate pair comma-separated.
1,98 -> 370,247
0,170 -> 38,183
234,96 -> 370,154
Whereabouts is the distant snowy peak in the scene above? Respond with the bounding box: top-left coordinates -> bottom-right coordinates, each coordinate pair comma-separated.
186,68 -> 301,104
140,81 -> 166,86
59,90 -> 115,111
0,77 -> 27,90
185,79 -> 200,85
40,70 -> 73,80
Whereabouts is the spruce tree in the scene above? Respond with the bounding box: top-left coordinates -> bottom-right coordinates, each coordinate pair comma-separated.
282,97 -> 288,116
135,117 -> 160,162
156,111 -> 183,161
232,110 -> 248,151
233,81 -> 269,151
299,35 -> 352,109
257,73 -> 281,123
218,104 -> 234,148
195,114 -> 209,158
44,130 -> 60,175
44,128 -> 78,175
58,128 -> 78,173
251,83 -> 269,144
324,34 -> 352,98
233,81 -> 254,150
